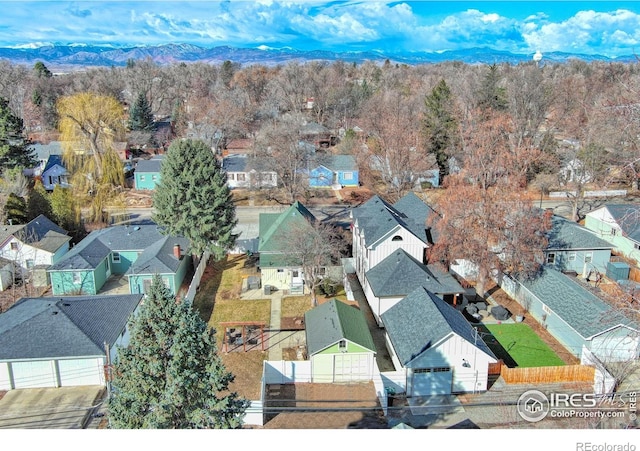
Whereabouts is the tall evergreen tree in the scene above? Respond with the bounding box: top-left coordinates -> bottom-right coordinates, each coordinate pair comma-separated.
0,97 -> 36,171
153,139 -> 237,258
477,64 -> 508,112
128,92 -> 155,131
109,275 -> 247,429
27,180 -> 52,221
50,185 -> 82,238
423,79 -> 459,185
4,193 -> 27,225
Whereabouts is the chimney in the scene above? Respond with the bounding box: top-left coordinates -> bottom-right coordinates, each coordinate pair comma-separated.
173,244 -> 181,259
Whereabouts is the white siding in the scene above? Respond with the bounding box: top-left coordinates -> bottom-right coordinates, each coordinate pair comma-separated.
368,226 -> 425,270
0,240 -> 56,274
0,362 -> 11,390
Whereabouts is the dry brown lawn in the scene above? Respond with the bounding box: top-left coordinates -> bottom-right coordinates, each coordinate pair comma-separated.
220,351 -> 269,400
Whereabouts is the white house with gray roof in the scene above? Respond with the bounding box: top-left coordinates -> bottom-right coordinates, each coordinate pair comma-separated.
381,287 -> 497,397
585,203 -> 640,264
498,267 -> 640,363
0,215 -> 71,285
0,294 -> 143,390
363,249 -> 465,327
222,154 -> 277,189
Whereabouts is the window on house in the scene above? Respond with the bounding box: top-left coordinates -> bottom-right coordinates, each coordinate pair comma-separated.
318,267 -> 326,275
72,272 -> 81,284
292,270 -> 299,277
339,340 -> 347,350
414,367 -> 451,373
546,253 -> 556,264
26,259 -> 34,269
542,304 -> 552,316
228,173 -> 235,180
392,235 -> 403,241
237,173 -> 246,181
277,269 -> 284,273
343,172 -> 353,180
140,175 -> 146,181
611,227 -> 618,236
152,175 -> 157,181
10,242 -> 18,251
112,252 -> 121,263
568,252 -> 576,261
584,252 -> 593,263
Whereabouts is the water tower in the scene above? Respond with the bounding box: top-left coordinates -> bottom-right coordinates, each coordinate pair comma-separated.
533,50 -> 543,67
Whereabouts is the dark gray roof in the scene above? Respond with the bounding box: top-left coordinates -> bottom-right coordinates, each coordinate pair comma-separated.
365,249 -> 464,297
0,294 -> 143,360
315,155 -> 357,172
351,193 -> 434,247
381,287 -> 496,367
49,224 -> 179,271
547,215 -> 613,250
222,154 -> 248,172
304,299 -> 376,355
128,235 -> 190,275
0,215 -> 70,253
135,156 -> 164,173
517,267 -> 638,339
602,204 -> 640,242
32,141 -> 63,161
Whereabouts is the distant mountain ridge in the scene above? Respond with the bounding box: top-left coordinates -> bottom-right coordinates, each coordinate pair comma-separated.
0,43 -> 635,70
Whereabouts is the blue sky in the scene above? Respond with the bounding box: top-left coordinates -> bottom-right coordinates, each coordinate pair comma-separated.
2,1 -> 640,57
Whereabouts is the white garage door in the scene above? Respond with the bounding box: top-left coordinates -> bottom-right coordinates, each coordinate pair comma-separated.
58,359 -> 104,387
333,353 -> 372,382
11,361 -> 57,389
412,367 -> 452,396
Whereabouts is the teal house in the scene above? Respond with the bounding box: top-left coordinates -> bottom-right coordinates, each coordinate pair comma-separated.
48,224 -> 191,297
308,155 -> 358,188
585,203 -> 640,265
304,299 -> 376,383
134,155 -> 164,190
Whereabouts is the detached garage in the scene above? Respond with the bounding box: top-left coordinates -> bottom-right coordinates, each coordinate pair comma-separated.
0,294 -> 143,391
304,299 -> 377,383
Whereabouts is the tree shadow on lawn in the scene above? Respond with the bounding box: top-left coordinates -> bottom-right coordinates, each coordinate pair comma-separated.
192,254 -> 246,323
473,324 -> 518,368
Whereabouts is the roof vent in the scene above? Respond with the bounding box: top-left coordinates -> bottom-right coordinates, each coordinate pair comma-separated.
52,311 -> 58,315
134,226 -> 140,231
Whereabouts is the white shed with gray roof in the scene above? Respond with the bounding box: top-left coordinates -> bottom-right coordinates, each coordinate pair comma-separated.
0,294 -> 143,390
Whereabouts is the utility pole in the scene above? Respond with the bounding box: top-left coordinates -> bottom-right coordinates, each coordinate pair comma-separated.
104,341 -> 111,398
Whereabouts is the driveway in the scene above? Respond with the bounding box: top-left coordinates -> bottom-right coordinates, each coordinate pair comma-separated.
0,386 -> 105,429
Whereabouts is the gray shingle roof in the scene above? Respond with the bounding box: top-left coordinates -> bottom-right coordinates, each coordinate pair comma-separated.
365,249 -> 464,297
0,294 -> 143,360
381,287 -> 496,367
304,299 -> 376,355
547,215 -> 613,250
135,156 -> 164,173
351,193 -> 435,247
32,141 -> 63,161
602,204 -> 640,242
316,155 -> 357,172
128,235 -> 190,275
222,154 -> 248,172
517,267 -> 638,339
0,215 -> 70,253
49,224 -> 181,271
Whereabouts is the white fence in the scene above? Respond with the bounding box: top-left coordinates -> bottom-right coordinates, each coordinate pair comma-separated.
549,190 -> 627,198
263,360 -> 312,384
183,251 -> 210,304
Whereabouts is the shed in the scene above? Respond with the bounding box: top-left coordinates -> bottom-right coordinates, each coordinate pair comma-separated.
606,261 -> 630,281
304,299 -> 376,383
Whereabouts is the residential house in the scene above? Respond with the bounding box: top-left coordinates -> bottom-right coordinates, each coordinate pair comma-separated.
134,155 -> 164,190
545,214 -> 613,276
48,224 -> 191,297
300,122 -> 334,150
222,154 -> 277,189
222,138 -> 253,156
0,294 -> 143,390
0,215 -> 71,286
24,141 -> 63,177
308,155 -> 359,188
381,287 -> 498,396
498,267 -> 640,363
304,299 -> 377,383
584,203 -> 640,264
351,192 -> 436,288
258,201 -> 340,293
41,155 -> 69,191
363,249 -> 465,327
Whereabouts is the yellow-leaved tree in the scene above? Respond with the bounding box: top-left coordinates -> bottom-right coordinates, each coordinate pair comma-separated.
57,92 -> 126,223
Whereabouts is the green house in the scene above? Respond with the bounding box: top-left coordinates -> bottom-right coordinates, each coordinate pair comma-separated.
304,299 -> 376,383
134,155 -> 164,190
48,224 -> 191,297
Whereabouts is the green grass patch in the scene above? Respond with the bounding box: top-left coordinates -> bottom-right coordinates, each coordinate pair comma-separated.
485,323 -> 565,368
210,299 -> 271,343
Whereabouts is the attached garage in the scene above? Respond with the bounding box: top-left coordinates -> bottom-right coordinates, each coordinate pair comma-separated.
0,294 -> 142,391
305,300 -> 377,383
410,367 -> 453,396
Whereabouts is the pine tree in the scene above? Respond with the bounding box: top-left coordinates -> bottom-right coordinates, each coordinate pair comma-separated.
4,193 -> 27,225
109,275 -> 247,429
423,79 -> 459,185
0,97 -> 36,172
153,139 -> 237,258
50,185 -> 82,239
128,92 -> 155,131
27,180 -> 52,221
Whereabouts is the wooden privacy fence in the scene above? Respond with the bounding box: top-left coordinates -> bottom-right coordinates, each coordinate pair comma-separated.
488,360 -> 503,376
501,365 -> 595,384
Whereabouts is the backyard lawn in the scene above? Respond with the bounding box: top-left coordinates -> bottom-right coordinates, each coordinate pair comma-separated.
484,323 -> 566,368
